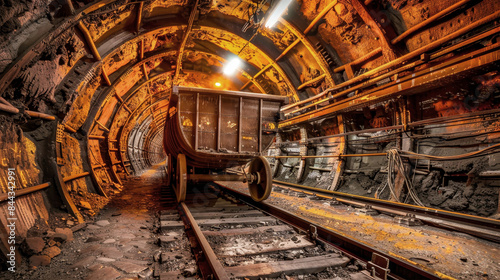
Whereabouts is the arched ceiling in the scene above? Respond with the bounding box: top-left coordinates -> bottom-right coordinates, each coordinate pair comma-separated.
1,0 -> 499,176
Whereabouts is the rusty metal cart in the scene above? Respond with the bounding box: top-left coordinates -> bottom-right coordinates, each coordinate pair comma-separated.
163,86 -> 288,202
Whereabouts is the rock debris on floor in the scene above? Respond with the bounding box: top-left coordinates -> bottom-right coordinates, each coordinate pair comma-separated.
0,164 -> 168,280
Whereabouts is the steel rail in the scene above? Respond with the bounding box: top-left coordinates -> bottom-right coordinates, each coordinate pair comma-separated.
213,183 -> 448,280
178,202 -> 230,280
271,180 -> 500,243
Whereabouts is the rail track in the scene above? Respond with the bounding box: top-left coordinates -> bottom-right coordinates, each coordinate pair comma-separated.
271,180 -> 500,243
157,182 -> 456,280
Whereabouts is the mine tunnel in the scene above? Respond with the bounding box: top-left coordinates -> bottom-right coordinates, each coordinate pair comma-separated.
1,0 -> 500,279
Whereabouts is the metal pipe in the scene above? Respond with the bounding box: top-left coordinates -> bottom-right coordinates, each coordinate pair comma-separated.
26,110 -> 55,120
136,2 -> 143,32
0,103 -> 19,114
391,0 -> 475,45
95,120 -> 110,132
240,64 -> 273,90
0,182 -> 50,203
276,125 -> 404,146
77,21 -> 101,61
275,0 -> 338,62
297,73 -> 326,90
0,97 -> 15,108
64,124 -> 77,133
275,39 -> 300,62
333,48 -> 382,73
89,135 -> 106,140
63,172 -> 90,183
101,67 -> 112,86
267,153 -> 387,159
281,11 -> 500,112
304,0 -> 338,35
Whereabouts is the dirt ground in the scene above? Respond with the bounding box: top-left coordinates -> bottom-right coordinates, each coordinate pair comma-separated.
0,163 -> 168,280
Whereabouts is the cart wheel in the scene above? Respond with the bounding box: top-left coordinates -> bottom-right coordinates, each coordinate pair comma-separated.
248,156 -> 272,202
176,154 -> 187,202
166,154 -> 173,186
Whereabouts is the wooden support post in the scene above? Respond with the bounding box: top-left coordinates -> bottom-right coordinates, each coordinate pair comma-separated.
330,115 -> 346,191
0,103 -> 19,114
391,0 -> 475,45
142,63 -> 149,80
275,0 -> 338,62
63,0 -> 75,15
351,0 -> 397,61
88,135 -> 106,140
275,40 -> 300,62
297,74 -> 327,90
26,111 -> 56,120
51,160 -> 84,223
101,66 -> 112,86
95,120 -> 110,132
63,172 -> 90,183
77,21 -> 101,61
136,2 -> 144,33
334,48 -> 382,73
139,39 -> 144,60
345,64 -> 355,80
240,64 -> 273,91
64,124 -> 77,133
391,98 -> 412,201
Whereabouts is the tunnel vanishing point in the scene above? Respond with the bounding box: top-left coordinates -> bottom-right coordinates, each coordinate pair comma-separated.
0,0 -> 500,277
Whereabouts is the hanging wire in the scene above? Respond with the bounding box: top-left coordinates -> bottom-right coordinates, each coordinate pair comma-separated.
386,149 -> 425,206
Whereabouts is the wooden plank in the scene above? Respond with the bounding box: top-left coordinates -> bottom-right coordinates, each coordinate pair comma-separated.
203,225 -> 291,237
160,220 -> 184,230
225,254 -> 350,279
219,235 -> 314,257
160,214 -> 180,221
196,216 -> 276,226
191,210 -> 263,219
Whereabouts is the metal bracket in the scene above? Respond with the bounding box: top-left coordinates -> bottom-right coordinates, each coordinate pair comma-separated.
367,253 -> 390,280
330,197 -> 341,206
356,204 -> 379,216
309,224 -> 318,241
393,213 -> 423,226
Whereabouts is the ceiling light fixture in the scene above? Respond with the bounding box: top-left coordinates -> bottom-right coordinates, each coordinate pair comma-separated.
265,0 -> 293,28
223,58 -> 242,76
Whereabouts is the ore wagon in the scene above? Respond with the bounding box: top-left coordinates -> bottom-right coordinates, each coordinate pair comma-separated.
164,86 -> 288,202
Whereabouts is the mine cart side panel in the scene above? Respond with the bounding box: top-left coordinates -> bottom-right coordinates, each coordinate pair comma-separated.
164,86 -> 288,169
220,96 -> 239,152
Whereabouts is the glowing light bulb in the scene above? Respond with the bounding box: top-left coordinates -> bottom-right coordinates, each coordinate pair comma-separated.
215,82 -> 222,87
265,0 -> 293,28
223,58 -> 242,76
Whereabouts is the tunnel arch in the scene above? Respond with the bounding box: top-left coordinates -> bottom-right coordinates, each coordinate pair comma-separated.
1,0 -> 500,268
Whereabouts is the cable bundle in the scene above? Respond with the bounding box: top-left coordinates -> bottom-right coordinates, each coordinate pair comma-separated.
386,149 -> 425,206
